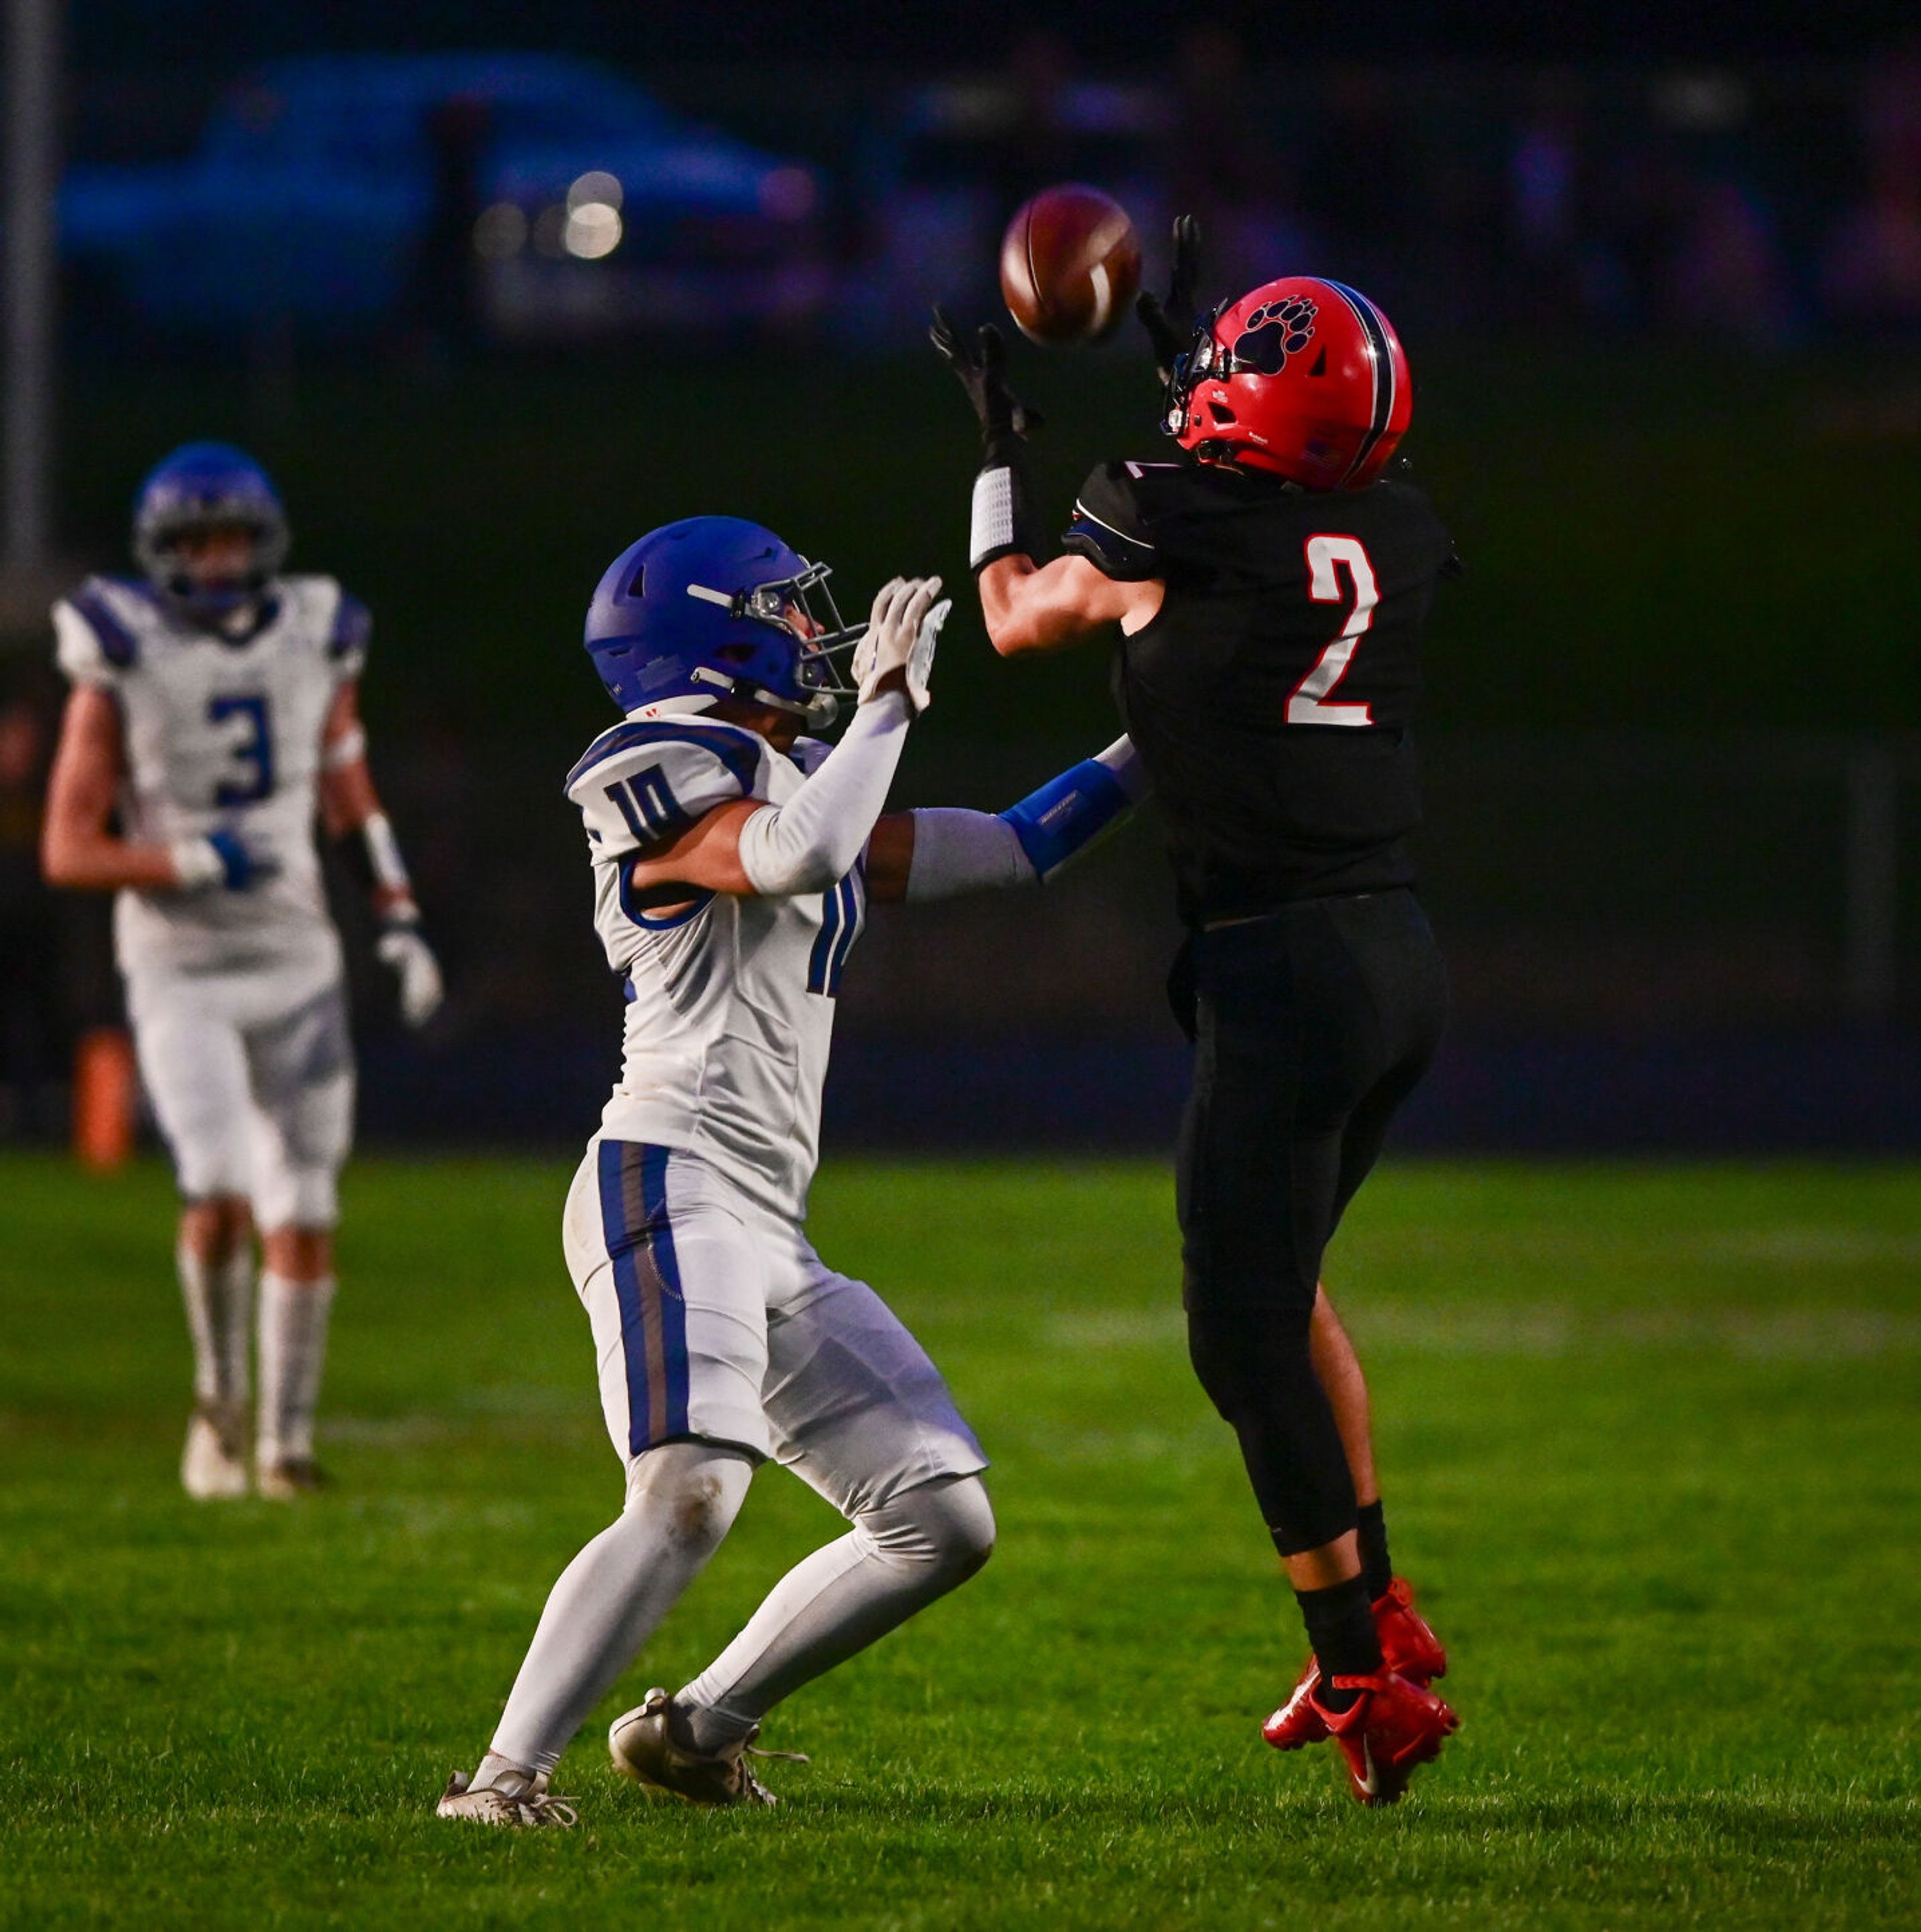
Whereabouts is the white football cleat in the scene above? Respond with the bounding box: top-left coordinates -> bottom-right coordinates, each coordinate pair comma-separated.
180,1402 -> 249,1500
256,1455 -> 329,1502
609,1687 -> 806,1807
435,1769 -> 578,1828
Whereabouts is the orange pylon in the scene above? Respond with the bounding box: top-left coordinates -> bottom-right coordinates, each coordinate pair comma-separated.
72,1026 -> 137,1170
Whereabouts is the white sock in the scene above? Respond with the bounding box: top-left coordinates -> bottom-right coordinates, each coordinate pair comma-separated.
472,1751 -> 542,1798
256,1272 -> 335,1464
178,1240 -> 253,1409
678,1474 -> 995,1753
488,1442 -> 753,1778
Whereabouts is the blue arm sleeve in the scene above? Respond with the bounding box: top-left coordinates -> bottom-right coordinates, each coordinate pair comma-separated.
998,752 -> 1137,884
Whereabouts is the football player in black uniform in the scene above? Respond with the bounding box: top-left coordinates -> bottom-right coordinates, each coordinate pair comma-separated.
933,232 -> 1461,1805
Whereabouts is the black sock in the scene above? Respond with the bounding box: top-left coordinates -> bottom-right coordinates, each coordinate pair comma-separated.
1295,1574 -> 1383,1712
1356,1499 -> 1392,1601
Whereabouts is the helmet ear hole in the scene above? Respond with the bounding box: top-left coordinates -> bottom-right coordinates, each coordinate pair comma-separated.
717,644 -> 755,665
1208,399 -> 1237,425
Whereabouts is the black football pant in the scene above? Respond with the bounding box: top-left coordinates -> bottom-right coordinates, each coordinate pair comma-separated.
1177,889 -> 1448,1557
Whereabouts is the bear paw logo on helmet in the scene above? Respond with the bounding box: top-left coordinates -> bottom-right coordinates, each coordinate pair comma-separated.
1231,296 -> 1317,376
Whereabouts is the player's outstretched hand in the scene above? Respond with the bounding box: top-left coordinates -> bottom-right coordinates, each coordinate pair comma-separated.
377,918 -> 445,1028
929,308 -> 1043,444
1136,213 -> 1203,383
852,575 -> 949,715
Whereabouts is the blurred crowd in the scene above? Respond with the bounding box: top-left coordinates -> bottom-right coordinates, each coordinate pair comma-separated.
850,29 -> 1921,348
52,32 -> 1921,358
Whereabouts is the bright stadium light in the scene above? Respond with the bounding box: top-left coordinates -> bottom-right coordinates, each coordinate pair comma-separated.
566,170 -> 623,213
563,202 -> 622,260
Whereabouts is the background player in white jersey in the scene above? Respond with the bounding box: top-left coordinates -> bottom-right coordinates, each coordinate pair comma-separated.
437,516 -> 1145,1826
41,443 -> 444,1501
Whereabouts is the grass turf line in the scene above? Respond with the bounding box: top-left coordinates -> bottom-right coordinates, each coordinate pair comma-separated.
1,1152 -> 1916,1928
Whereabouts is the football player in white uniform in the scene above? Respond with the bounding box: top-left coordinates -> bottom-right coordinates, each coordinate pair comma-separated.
41,443 -> 443,1502
437,516 -> 1145,1825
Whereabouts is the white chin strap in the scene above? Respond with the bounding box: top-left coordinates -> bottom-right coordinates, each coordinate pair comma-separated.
626,679 -> 837,731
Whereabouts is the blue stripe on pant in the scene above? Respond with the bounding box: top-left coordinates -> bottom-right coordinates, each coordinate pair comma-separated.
595,1140 -> 692,1453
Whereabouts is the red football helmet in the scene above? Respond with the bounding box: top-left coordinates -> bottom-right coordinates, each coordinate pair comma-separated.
1162,276 -> 1412,490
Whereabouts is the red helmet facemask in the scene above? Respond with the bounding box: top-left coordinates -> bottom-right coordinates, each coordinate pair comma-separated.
1161,276 -> 1413,490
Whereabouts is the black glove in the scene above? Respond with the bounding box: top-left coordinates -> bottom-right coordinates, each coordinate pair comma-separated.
1135,213 -> 1204,383
929,307 -> 1043,457
932,307 -> 1051,570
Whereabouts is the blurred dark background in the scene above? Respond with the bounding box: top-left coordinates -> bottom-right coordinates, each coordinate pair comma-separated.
5,0 -> 1921,1154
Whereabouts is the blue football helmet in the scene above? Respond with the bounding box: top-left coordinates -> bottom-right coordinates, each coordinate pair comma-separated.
584,517 -> 863,729
132,442 -> 290,625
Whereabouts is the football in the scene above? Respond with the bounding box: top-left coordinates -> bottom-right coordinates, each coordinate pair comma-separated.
999,184 -> 1142,345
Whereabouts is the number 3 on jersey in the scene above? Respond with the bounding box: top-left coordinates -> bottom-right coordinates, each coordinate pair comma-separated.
1289,535 -> 1378,727
208,694 -> 275,804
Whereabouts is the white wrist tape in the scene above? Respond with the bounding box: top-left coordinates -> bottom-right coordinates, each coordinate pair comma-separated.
969,467 -> 1016,571
736,692 -> 912,897
170,837 -> 225,891
904,809 -> 1036,901
361,812 -> 412,895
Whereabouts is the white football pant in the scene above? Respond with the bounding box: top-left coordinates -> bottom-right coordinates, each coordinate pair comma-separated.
129,970 -> 354,1228
562,1138 -> 987,1503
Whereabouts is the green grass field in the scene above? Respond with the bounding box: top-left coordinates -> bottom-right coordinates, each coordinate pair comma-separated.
3,1152 -> 1917,1928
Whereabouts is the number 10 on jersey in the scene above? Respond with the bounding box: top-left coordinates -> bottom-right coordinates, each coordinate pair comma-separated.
1290,534 -> 1378,728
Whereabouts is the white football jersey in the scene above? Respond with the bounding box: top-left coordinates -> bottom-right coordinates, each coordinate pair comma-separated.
564,715 -> 866,1222
53,573 -> 366,989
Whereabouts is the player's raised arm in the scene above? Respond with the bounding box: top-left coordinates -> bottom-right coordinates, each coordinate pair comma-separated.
976,553 -> 1160,658
930,309 -> 1162,657
316,678 -> 443,1028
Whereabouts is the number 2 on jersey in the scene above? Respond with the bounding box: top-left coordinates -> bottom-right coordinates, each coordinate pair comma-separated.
1289,535 -> 1378,727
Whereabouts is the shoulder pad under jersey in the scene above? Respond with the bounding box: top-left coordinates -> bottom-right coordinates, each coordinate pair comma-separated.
271,575 -> 371,678
1062,461 -> 1164,582
565,718 -> 767,857
325,582 -> 372,674
788,736 -> 833,777
52,575 -> 155,684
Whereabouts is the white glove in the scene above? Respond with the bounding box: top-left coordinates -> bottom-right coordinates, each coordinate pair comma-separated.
851,575 -> 948,714
376,922 -> 444,1028
170,829 -> 279,893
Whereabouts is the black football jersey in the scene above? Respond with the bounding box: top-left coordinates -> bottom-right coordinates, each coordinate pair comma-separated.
1064,457 -> 1454,924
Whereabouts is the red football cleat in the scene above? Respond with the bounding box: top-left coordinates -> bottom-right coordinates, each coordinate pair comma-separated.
1374,1576 -> 1448,1685
1262,1655 -> 1326,1751
1314,1671 -> 1459,1807
1262,1577 -> 1448,1751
